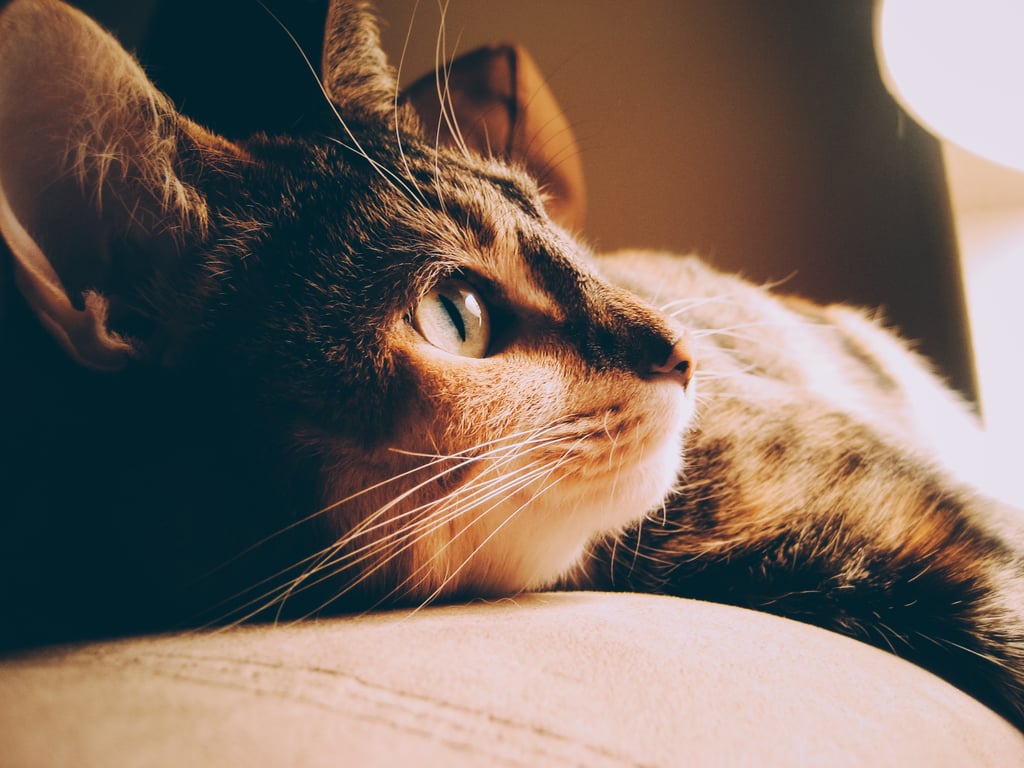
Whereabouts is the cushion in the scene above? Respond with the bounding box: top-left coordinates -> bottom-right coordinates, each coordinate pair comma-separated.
3,592 -> 1021,766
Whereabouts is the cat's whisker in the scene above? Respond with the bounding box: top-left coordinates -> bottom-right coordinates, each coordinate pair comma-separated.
322,135 -> 423,205
519,111 -> 583,182
363,455 -> 570,610
406,454 -> 578,613
196,440 -> 486,584
433,0 -> 471,161
426,1 -> 453,214
925,635 -> 1022,678
296,450 -> 572,618
691,366 -> 760,381
231,430 -> 577,623
669,273 -> 801,312
308,427 -> 593,611
658,273 -> 803,317
646,496 -> 671,527
313,425 -> 562,535
691,333 -> 776,354
380,455 -> 571,611
602,410 -> 621,474
392,0 -> 429,205
331,431 -> 568,552
195,552 -> 327,633
386,421 -> 572,463
297,439 -> 563,586
330,439 -> 574,576
626,512 -> 650,576
659,292 -> 756,315
196,433 -> 554,625
260,450 -> 522,614
688,320 -> 815,336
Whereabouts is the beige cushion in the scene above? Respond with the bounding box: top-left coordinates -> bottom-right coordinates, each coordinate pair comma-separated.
2,592 -> 1021,766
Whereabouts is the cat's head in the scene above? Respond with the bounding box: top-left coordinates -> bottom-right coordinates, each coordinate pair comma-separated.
0,0 -> 693,613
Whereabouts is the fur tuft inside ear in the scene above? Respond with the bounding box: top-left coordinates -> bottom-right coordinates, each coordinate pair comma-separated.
0,0 -> 224,370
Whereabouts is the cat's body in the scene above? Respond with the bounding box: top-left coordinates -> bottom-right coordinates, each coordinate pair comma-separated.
1,0 -> 1022,732
579,252 -> 1024,726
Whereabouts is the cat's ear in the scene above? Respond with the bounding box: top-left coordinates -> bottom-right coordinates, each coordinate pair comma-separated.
321,0 -> 407,123
320,3 -> 585,229
403,45 -> 587,232
0,0 -> 237,370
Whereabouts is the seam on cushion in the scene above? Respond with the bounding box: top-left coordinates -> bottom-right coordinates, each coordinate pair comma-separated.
69,649 -> 652,768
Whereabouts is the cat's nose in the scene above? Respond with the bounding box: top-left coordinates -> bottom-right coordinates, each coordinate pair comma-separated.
650,336 -> 694,389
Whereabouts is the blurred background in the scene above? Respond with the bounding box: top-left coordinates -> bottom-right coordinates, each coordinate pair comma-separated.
73,0 -> 1023,503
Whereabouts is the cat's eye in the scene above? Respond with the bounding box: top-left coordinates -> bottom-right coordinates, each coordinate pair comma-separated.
413,280 -> 491,358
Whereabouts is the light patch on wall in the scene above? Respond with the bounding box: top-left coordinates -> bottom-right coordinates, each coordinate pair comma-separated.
876,0 -> 1024,506
877,0 -> 1024,172
944,143 -> 1024,509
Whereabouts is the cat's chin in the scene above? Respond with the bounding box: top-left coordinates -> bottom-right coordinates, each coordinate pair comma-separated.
440,382 -> 695,597
313,378 -> 693,606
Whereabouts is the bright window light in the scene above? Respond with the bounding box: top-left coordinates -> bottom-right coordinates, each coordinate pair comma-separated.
876,0 -> 1024,171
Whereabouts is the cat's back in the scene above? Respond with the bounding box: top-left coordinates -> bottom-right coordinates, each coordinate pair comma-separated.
594,249 -> 988,487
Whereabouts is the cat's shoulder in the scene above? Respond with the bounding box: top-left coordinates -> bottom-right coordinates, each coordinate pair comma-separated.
595,249 -> 994,494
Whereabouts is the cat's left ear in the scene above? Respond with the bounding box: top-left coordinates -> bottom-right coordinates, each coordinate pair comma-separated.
0,0 -> 239,371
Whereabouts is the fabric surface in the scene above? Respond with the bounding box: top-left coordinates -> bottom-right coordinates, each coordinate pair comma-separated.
2,592 -> 1021,767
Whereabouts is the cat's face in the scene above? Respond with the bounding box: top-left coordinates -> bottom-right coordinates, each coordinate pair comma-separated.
0,0 -> 694,614
218,120 -> 695,604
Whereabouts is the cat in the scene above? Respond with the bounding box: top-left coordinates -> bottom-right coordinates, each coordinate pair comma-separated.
1,0 -> 1022,732
0,0 -> 693,641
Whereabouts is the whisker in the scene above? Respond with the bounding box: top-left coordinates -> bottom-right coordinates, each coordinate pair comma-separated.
293,449 -> 572,618
412,452 -> 581,610
686,320 -> 812,336
659,293 -> 754,315
303,435 -> 568,583
197,442 -> 470,583
428,0 -> 454,214
214,429 -> 577,626
300,427 -> 594,614
392,0 -> 428,205
387,454 -> 574,611
252,446 -> 545,618
433,0 -> 471,160
360,455 -> 570,610
197,426 -> 566,625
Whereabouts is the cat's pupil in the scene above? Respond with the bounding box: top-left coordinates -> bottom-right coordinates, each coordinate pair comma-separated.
439,294 -> 466,342
413,280 -> 491,358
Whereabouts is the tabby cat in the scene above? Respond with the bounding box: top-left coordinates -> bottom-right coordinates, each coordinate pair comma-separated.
1,0 -> 1021,730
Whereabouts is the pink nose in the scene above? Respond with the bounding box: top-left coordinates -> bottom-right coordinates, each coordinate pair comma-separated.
650,336 -> 693,389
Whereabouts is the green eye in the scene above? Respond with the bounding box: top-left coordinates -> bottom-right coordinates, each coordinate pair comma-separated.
413,279 -> 491,358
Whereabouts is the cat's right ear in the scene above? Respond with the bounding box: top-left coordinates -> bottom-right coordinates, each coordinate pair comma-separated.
0,0 -> 240,371
402,45 -> 587,233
